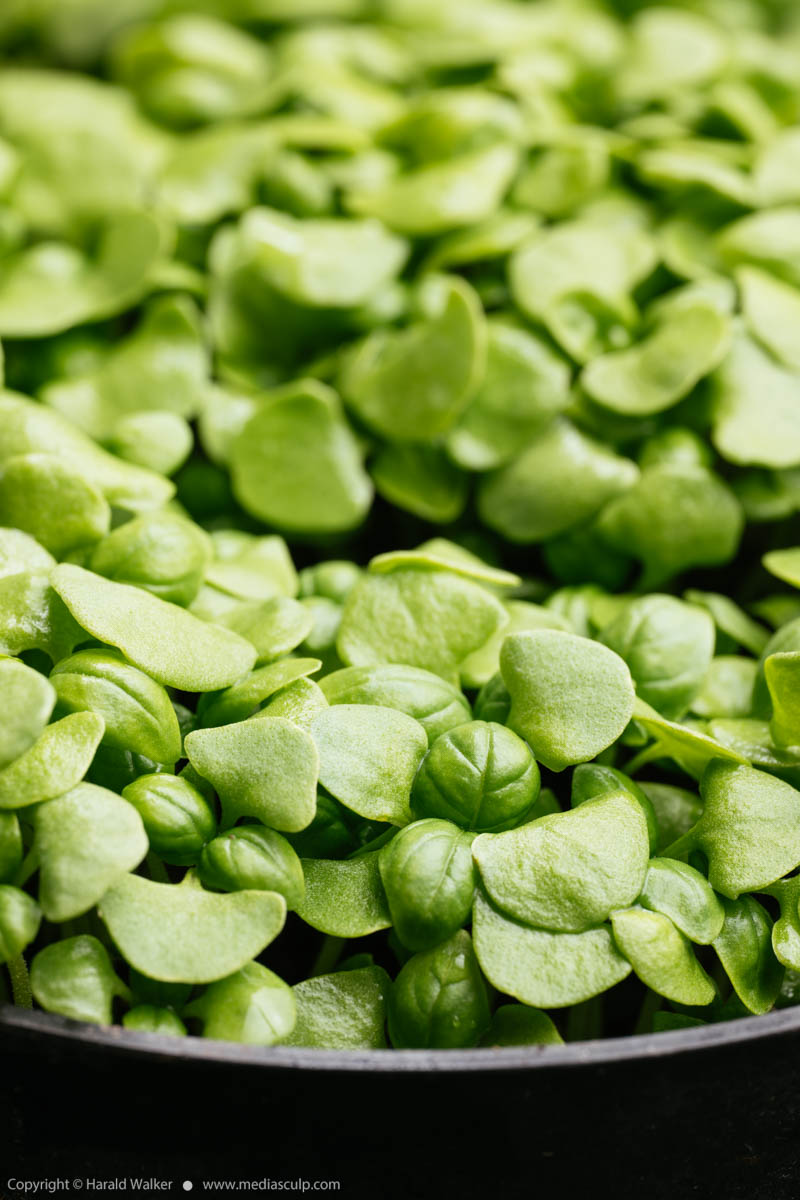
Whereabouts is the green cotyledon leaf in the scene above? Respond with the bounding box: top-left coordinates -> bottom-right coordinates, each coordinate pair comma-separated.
35,781 -> 148,922
340,275 -> 486,443
0,813 -> 22,884
472,889 -> 631,1010
0,572 -> 84,663
477,419 -> 639,545
221,206 -> 408,308
185,716 -> 318,833
0,453 -> 110,557
198,826 -> 304,911
610,908 -> 715,1006
446,319 -> 571,472
337,564 -> 508,686
319,664 -> 471,746
766,875 -> 800,974
473,791 -> 649,933
638,858 -> 724,945
198,658 -> 321,728
571,763 -> 658,856
0,211 -> 170,338
230,379 -> 373,535
582,301 -> 730,417
667,760 -> 800,899
310,704 -> 427,825
51,564 -> 256,692
500,630 -> 635,772
41,294 -> 208,441
713,895 -> 784,1015
0,656 -> 55,770
122,1006 -> 187,1037
282,965 -> 390,1049
479,1004 -> 563,1048
0,712 -> 105,810
710,335 -> 800,471
122,773 -> 216,867
599,594 -> 714,720
30,935 -> 130,1025
347,143 -> 519,236
630,697 -> 747,781
50,648 -> 182,766
0,884 -> 41,963
184,963 -> 296,1046
255,676 -> 327,732
597,464 -> 743,587
0,390 -> 173,512
87,510 -> 212,608
296,853 -> 391,938
98,872 -> 287,984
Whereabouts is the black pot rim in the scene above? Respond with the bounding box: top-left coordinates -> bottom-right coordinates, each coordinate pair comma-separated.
3,1001 -> 800,1073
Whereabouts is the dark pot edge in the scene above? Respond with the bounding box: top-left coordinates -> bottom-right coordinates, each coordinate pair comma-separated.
3,1001 -> 800,1073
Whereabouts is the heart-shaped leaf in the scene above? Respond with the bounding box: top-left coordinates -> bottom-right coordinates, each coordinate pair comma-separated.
337,564 -> 507,685
0,390 -> 173,513
0,212 -> 169,337
632,697 -> 747,780
599,594 -> 714,720
0,454 -> 110,557
217,598 -> 313,669
473,792 -> 649,932
35,781 -> 148,921
638,858 -> 724,944
311,704 -> 427,825
480,1004 -> 563,1047
0,712 -> 105,811
231,380 -> 372,535
87,510 -> 211,607
767,875 -> 800,973
122,1006 -> 187,1037
185,716 -> 318,833
500,630 -> 635,771
472,889 -> 631,1009
610,907 -> 715,1005
0,572 -> 83,663
571,763 -> 658,854
765,651 -> 800,749
51,564 -> 256,693
198,658 -> 321,728
254,677 -> 327,731
98,872 -> 287,983
282,965 -> 390,1049
30,935 -> 130,1025
683,760 -> 800,898
296,853 -> 391,937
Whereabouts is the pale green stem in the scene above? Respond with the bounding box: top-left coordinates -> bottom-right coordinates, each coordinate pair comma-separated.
7,954 -> 32,1009
311,935 -> 345,978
